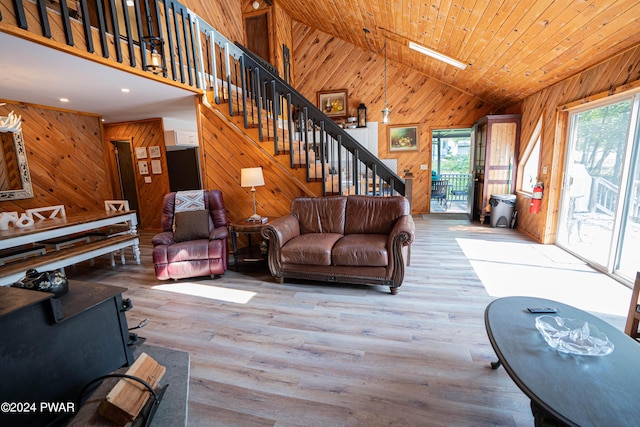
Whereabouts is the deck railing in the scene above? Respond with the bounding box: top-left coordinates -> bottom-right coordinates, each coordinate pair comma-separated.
439,173 -> 472,202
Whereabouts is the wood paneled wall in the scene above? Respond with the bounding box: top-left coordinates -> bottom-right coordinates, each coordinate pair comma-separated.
291,21 -> 495,213
103,118 -> 171,230
507,45 -> 640,243
199,103 -> 312,224
0,101 -> 113,214
272,2 -> 294,84
184,0 -> 244,44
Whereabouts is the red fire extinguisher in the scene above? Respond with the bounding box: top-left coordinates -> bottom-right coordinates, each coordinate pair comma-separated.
530,182 -> 544,214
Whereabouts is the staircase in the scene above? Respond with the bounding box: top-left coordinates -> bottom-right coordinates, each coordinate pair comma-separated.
200,25 -> 405,197
0,0 -> 406,197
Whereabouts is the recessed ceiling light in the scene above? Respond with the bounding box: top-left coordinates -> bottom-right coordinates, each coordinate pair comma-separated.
121,88 -> 130,93
59,98 -> 69,103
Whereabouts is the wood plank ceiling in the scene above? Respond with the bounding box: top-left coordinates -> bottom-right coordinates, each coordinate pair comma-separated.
274,0 -> 640,108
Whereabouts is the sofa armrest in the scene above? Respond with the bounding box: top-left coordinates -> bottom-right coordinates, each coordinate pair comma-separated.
388,215 -> 415,247
261,215 -> 300,281
387,215 -> 415,288
210,226 -> 229,240
151,231 -> 175,246
261,214 -> 300,247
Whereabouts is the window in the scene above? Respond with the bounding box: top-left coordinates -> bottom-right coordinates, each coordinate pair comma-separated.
518,116 -> 542,193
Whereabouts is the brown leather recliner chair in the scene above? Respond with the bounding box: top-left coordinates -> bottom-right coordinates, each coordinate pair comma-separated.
152,190 -> 229,280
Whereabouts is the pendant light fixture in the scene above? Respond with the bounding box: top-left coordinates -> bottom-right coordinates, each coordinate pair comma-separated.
381,40 -> 390,124
364,28 -> 390,124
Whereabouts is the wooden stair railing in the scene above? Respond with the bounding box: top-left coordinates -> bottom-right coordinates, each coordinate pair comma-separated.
1,0 -> 408,199
203,38 -> 406,197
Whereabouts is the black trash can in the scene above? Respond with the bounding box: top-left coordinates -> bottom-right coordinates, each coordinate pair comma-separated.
489,194 -> 516,228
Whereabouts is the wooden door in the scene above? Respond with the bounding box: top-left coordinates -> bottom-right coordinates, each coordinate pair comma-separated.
245,12 -> 270,63
472,115 -> 521,223
486,122 -> 518,197
112,139 -> 140,225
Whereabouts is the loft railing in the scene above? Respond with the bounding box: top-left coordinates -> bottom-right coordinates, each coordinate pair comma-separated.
0,0 -> 405,196
1,0 -> 203,87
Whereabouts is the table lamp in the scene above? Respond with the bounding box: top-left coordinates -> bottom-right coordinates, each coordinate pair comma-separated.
241,167 -> 265,222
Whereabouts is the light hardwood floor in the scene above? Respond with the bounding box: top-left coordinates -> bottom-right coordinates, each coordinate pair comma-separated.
67,214 -> 628,427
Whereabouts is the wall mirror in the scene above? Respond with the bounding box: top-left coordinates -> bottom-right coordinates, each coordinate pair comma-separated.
0,129 -> 34,200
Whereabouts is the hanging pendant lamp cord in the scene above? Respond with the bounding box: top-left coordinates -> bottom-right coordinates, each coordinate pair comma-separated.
383,40 -> 387,109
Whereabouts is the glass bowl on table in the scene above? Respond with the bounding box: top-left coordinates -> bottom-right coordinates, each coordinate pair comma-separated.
535,315 -> 614,356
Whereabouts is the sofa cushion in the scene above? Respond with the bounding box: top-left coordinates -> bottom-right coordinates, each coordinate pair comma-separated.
173,210 -> 210,242
332,234 -> 388,266
281,233 -> 343,266
291,196 -> 347,235
344,195 -> 410,235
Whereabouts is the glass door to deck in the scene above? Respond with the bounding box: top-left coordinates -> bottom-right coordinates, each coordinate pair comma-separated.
431,128 -> 472,214
556,96 -> 640,282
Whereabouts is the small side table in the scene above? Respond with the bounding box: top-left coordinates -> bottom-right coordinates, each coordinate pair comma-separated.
230,218 -> 270,270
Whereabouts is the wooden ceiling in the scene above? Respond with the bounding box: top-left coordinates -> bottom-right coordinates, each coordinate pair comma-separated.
275,0 -> 640,108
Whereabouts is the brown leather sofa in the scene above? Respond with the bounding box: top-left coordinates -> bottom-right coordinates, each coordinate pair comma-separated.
152,190 -> 229,280
261,195 -> 415,294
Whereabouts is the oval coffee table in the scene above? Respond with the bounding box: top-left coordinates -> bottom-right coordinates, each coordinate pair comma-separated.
485,296 -> 640,427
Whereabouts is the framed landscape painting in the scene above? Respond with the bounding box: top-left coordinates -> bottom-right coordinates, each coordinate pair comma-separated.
389,125 -> 419,152
317,89 -> 348,118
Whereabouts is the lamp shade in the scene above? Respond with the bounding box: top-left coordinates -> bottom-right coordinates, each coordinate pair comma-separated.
382,108 -> 391,124
241,167 -> 265,188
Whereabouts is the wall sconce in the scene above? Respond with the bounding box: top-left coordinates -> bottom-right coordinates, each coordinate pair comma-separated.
241,167 -> 265,222
357,103 -> 367,128
142,0 -> 165,75
142,36 -> 166,74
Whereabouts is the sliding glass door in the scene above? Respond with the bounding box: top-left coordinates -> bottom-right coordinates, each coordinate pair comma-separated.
556,95 -> 640,282
617,117 -> 640,278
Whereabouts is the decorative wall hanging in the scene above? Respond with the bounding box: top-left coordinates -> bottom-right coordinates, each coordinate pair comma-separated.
317,89 -> 348,118
389,125 -> 419,152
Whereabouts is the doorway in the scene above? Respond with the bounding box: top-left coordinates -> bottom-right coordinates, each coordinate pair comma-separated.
111,139 -> 140,224
430,128 -> 472,213
166,147 -> 201,192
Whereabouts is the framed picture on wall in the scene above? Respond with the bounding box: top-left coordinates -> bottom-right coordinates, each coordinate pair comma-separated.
149,146 -> 161,158
389,124 -> 419,152
135,147 -> 148,159
138,161 -> 149,175
317,89 -> 348,118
